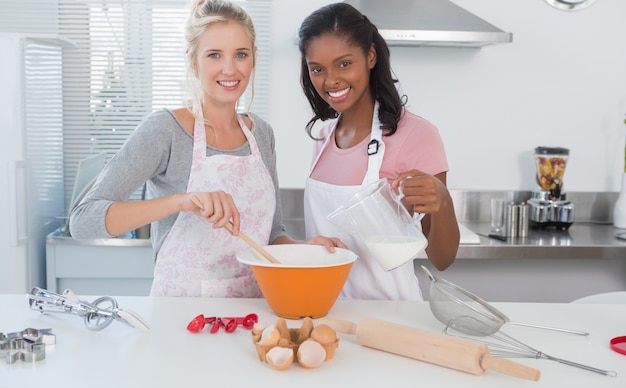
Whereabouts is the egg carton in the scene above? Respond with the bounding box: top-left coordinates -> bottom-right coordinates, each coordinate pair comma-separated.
251,317 -> 339,363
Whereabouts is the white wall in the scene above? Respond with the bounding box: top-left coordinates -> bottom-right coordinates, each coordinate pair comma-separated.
268,0 -> 626,191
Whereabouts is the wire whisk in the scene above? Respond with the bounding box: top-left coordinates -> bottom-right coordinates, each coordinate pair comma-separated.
443,315 -> 617,377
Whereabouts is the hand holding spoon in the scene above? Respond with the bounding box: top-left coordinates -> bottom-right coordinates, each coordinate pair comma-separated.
190,195 -> 281,264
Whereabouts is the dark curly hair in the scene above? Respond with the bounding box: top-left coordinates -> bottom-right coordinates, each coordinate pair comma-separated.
298,2 -> 406,139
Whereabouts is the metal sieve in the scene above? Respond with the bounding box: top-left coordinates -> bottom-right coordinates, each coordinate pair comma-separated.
421,266 -> 588,337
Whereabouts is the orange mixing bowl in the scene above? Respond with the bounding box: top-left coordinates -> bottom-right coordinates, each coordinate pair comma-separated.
236,244 -> 357,319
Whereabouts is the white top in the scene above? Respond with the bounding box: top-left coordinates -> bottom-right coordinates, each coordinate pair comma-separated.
1,295 -> 625,388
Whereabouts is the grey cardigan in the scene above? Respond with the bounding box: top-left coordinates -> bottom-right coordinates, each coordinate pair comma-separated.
69,108 -> 289,259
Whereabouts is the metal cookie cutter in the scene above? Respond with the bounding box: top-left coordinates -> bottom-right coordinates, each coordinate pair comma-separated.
0,328 -> 56,364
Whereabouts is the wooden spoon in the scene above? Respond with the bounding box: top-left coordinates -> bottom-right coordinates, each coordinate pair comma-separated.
190,195 -> 281,264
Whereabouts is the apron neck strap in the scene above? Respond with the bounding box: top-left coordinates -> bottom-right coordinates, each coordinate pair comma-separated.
362,100 -> 384,185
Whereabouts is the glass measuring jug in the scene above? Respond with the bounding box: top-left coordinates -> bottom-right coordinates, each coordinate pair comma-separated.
327,179 -> 427,271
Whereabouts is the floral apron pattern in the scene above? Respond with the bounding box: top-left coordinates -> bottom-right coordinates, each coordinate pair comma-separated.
150,109 -> 275,297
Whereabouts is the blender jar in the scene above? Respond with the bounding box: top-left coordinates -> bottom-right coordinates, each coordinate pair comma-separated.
534,146 -> 569,200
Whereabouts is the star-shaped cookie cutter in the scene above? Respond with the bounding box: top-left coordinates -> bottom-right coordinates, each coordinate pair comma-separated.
0,328 -> 56,364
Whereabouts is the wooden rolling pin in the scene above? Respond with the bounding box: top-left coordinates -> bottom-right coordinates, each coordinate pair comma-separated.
323,317 -> 540,382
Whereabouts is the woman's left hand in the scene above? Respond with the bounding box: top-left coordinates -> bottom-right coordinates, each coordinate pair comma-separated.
307,235 -> 348,253
392,170 -> 450,214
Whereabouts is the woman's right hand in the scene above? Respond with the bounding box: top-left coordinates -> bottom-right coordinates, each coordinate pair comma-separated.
188,191 -> 241,234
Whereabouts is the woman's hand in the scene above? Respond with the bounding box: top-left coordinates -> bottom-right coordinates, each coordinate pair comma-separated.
392,170 -> 459,271
392,170 -> 450,214
271,235 -> 348,253
306,235 -> 348,253
188,191 -> 241,233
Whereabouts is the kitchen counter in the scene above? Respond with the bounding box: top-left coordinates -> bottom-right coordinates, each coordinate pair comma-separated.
46,222 -> 626,260
435,222 -> 626,260
425,189 -> 626,259
1,295 -> 625,387
43,190 -> 626,301
282,189 -> 626,260
413,222 -> 626,302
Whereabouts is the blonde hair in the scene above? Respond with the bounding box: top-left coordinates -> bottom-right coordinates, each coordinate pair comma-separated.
185,0 -> 257,115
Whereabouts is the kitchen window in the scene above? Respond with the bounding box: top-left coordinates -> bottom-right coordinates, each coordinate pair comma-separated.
1,0 -> 272,216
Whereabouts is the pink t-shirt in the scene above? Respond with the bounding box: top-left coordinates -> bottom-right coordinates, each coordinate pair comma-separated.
310,109 -> 449,184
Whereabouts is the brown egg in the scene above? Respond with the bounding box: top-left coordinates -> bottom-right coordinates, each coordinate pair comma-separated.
266,346 -> 294,371
297,340 -> 326,368
310,324 -> 337,345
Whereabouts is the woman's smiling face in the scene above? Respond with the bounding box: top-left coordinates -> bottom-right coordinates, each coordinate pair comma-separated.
304,33 -> 376,113
195,20 -> 254,106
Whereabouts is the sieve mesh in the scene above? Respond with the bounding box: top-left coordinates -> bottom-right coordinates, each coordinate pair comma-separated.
421,265 -> 588,337
423,266 -> 507,336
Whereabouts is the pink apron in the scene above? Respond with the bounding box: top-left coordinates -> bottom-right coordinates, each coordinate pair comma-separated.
304,102 -> 423,301
150,110 -> 275,297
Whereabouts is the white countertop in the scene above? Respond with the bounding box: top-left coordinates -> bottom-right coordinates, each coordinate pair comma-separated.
1,295 -> 625,387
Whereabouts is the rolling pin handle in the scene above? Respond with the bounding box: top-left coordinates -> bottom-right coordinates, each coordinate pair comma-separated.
481,353 -> 541,382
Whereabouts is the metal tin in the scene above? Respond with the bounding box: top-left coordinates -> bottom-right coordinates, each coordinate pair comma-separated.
518,202 -> 529,238
504,203 -> 518,238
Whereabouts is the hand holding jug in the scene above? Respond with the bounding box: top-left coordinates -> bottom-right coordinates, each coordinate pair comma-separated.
327,179 -> 427,271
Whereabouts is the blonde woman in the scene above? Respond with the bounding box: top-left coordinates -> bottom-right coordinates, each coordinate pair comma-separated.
70,0 -> 343,297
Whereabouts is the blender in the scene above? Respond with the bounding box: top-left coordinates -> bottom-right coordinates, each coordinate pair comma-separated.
527,146 -> 575,229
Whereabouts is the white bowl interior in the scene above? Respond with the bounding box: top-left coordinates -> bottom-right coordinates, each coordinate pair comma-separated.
236,244 -> 357,268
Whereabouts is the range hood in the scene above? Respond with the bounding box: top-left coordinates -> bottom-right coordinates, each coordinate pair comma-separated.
344,0 -> 513,47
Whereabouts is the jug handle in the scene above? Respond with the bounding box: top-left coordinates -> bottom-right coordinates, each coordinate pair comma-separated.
398,178 -> 425,224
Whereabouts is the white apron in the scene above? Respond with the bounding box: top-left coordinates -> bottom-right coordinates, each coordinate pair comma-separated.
150,110 -> 275,297
304,102 -> 423,301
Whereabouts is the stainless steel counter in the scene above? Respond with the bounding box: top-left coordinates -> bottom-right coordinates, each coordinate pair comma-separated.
448,222 -> 626,260
48,223 -> 626,260
283,188 -> 626,260
447,190 -> 625,259
47,189 -> 626,261
45,189 -> 626,301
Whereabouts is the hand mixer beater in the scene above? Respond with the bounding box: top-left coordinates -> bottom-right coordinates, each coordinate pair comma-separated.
28,287 -> 150,331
